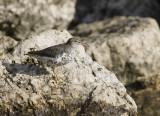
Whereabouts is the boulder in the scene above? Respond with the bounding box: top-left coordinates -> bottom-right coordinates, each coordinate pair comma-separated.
0,0 -> 76,40
70,16 -> 160,85
0,29 -> 137,115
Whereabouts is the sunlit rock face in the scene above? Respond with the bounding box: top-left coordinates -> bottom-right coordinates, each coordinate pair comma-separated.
0,29 -> 137,116
70,16 -> 160,85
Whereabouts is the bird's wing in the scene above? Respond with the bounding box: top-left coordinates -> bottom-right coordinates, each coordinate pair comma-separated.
27,44 -> 65,58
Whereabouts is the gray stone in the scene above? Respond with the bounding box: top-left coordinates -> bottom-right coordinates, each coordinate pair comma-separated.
70,16 -> 160,85
0,29 -> 137,115
0,0 -> 76,40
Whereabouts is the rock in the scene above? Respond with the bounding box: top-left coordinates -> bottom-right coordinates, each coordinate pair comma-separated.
126,73 -> 160,116
0,29 -> 137,115
0,34 -> 18,57
70,16 -> 160,85
69,0 -> 160,28
0,0 -> 76,40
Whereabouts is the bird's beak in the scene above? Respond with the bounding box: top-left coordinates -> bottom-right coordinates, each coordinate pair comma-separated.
80,43 -> 88,46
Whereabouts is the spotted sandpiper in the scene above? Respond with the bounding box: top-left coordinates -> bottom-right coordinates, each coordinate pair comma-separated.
27,38 -> 87,84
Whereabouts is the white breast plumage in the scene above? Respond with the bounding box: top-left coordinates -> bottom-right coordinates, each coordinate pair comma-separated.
37,51 -> 75,67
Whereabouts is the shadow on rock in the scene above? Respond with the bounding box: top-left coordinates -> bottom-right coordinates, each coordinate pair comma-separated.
2,62 -> 50,76
69,0 -> 160,29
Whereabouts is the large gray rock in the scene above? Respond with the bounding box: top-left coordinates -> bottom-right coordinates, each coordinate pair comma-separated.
69,0 -> 160,28
0,29 -> 137,115
70,16 -> 160,85
0,0 -> 76,40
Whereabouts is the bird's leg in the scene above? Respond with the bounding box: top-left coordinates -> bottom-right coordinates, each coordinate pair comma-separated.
52,68 -> 59,84
52,68 -> 64,84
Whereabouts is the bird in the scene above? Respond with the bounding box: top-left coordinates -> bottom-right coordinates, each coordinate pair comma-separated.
26,38 -> 87,84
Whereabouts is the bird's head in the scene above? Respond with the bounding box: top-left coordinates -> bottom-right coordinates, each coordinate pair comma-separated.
67,38 -> 88,46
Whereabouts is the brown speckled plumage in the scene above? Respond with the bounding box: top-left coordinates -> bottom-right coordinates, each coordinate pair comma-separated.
27,38 -> 84,68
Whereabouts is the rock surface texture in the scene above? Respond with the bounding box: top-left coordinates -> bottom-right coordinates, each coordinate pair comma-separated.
69,0 -> 160,28
0,30 -> 137,115
127,73 -> 160,116
0,33 -> 18,56
70,16 -> 160,85
0,0 -> 76,40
